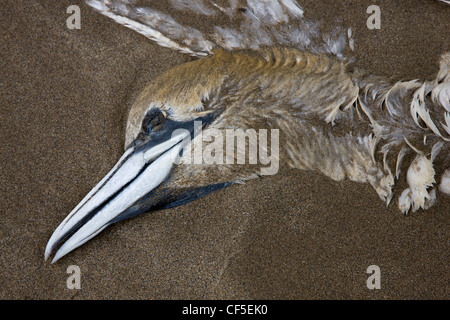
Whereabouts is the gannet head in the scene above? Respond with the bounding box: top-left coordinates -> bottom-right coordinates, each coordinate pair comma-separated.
45,56 -> 233,263
45,50 -> 283,262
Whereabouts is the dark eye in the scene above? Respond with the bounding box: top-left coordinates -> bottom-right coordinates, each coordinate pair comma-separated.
142,108 -> 166,134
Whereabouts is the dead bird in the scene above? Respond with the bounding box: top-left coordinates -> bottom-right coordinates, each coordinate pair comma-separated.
45,0 -> 449,262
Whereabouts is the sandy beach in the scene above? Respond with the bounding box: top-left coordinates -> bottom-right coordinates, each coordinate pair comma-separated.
1,0 -> 449,299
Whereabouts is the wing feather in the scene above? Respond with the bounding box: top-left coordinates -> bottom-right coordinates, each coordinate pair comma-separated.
86,0 -> 353,58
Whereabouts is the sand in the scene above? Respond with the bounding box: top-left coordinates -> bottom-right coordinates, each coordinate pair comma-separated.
1,0 -> 449,299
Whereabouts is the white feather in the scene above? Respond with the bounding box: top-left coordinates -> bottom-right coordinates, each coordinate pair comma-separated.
443,112 -> 450,136
439,169 -> 450,195
410,82 -> 443,138
406,155 -> 436,212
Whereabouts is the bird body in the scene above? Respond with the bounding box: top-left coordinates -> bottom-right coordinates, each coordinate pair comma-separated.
128,46 -> 449,204
45,0 -> 450,262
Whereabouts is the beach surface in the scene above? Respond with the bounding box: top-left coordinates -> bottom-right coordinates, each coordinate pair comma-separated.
1,0 -> 449,299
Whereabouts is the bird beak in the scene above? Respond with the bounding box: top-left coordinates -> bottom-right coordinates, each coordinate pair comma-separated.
45,115 -> 206,263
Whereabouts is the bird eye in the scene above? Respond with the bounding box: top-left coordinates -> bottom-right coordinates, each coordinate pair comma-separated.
142,108 -> 166,134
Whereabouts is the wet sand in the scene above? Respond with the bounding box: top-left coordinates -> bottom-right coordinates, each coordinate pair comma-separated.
1,0 -> 449,299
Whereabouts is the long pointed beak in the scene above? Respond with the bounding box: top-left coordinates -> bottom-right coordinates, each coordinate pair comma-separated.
45,128 -> 190,263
